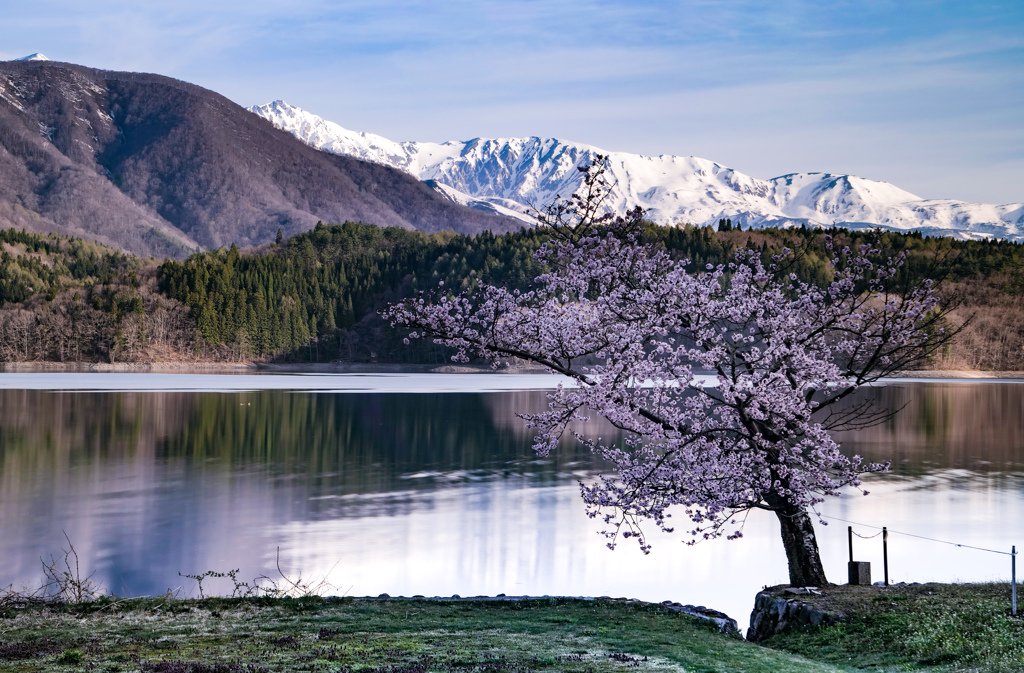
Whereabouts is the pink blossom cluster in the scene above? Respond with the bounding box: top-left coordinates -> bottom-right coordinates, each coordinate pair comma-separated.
385,222 -> 944,554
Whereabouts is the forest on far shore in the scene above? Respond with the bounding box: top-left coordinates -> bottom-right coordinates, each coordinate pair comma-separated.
1,220 -> 1022,370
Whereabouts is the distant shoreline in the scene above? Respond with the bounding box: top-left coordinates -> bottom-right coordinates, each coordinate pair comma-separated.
887,369 -> 1024,379
0,361 -> 546,374
1,362 -> 1022,380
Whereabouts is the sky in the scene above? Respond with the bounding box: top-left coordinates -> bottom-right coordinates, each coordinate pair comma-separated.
2,0 -> 1022,204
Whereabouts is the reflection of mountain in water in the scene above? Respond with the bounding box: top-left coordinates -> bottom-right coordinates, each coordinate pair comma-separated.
2,383 -> 1022,505
830,383 -> 1024,477
0,390 -> 191,489
0,390 -> 612,504
0,389 -> 615,592
0,383 -> 1021,600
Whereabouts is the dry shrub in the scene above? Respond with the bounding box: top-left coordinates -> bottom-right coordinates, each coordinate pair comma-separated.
933,278 -> 1024,371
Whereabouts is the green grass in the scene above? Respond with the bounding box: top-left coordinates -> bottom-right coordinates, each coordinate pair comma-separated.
5,587 -> 1019,672
759,582 -> 1024,672
0,596 -> 843,673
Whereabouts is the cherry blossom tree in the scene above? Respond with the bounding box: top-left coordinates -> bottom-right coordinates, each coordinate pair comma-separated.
384,160 -> 957,586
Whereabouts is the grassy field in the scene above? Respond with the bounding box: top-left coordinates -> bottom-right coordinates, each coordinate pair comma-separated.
760,582 -> 1024,672
0,596 -> 842,673
2,587 -> 1022,672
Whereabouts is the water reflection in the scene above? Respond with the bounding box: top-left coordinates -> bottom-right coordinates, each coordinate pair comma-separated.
0,380 -> 1021,631
832,382 -> 1024,476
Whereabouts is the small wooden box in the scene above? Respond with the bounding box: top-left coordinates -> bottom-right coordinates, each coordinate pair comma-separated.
848,561 -> 871,585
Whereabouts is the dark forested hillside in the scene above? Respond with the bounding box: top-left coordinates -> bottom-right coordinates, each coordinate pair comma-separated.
0,229 -> 194,362
158,222 -> 548,361
157,222 -> 1024,368
0,60 -> 519,259
2,222 -> 1024,369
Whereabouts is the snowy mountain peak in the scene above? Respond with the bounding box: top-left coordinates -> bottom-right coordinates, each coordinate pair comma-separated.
249,100 -> 426,173
249,100 -> 1024,241
14,53 -> 50,61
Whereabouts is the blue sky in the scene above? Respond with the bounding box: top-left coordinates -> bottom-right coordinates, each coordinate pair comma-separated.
2,1 -> 1022,203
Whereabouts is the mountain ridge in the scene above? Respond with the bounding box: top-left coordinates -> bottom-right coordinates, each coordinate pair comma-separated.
0,61 -> 518,258
250,100 -> 1024,241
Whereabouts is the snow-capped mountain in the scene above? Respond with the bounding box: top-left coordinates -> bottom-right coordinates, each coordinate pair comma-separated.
13,53 -> 49,61
250,100 -> 1024,240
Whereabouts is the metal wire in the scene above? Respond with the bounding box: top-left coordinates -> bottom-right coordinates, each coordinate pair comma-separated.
822,514 -> 1014,556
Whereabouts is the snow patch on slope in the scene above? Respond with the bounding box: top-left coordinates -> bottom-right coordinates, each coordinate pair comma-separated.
425,180 -> 536,224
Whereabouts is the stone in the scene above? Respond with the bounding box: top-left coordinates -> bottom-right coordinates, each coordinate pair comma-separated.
746,589 -> 845,642
770,598 -> 788,618
672,604 -> 741,636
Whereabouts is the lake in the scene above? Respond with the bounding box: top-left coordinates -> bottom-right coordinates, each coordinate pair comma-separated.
0,373 -> 1021,631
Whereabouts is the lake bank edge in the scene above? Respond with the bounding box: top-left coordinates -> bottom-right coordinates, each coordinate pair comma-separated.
753,581 -> 1023,671
3,586 -> 1020,672
2,361 -> 1024,380
0,594 -> 840,673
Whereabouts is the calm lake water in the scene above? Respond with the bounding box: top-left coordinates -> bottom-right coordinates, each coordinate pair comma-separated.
0,374 -> 1021,631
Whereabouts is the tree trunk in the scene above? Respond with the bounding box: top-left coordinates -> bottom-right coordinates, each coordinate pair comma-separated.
775,506 -> 829,586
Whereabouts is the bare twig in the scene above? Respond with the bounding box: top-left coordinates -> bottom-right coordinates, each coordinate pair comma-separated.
39,531 -> 101,603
